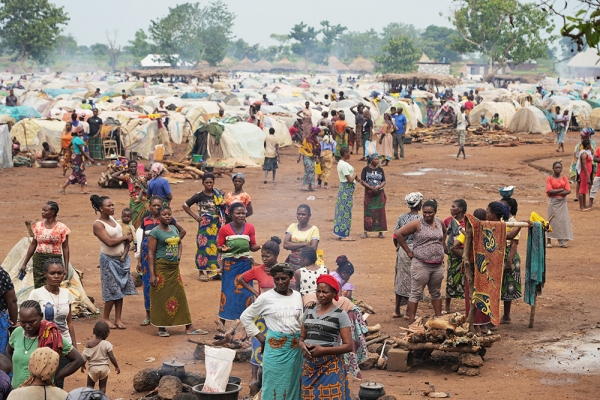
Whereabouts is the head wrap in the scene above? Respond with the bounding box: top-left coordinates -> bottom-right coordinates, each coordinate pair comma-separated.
20,347 -> 60,387
367,153 -> 379,163
316,274 -> 340,301
405,192 -> 424,208
581,128 -> 595,137
311,127 -> 321,135
231,172 -> 245,181
150,162 -> 165,178
269,262 -> 294,277
488,201 -> 510,221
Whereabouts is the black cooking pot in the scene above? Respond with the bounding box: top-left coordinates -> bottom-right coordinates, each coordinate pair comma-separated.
161,360 -> 186,379
359,381 -> 385,400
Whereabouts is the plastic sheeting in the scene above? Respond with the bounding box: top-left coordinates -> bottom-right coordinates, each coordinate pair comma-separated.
508,106 -> 551,134
266,118 -> 293,147
470,102 -> 517,128
11,118 -> 66,151
182,92 -> 209,99
0,124 -> 12,168
0,106 -> 41,121
209,122 -> 265,161
42,88 -> 82,97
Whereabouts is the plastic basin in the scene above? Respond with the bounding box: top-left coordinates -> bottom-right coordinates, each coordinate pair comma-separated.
192,383 -> 242,400
192,154 -> 203,162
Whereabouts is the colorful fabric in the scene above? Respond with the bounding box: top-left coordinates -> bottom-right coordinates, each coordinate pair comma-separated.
219,258 -> 253,321
61,146 -> 72,173
129,198 -> 149,230
302,155 -> 315,186
217,223 -> 256,259
333,182 -> 355,238
394,243 -> 413,297
88,135 -> 103,160
65,154 -> 86,186
427,106 -> 435,127
465,214 -> 506,327
140,235 -> 151,310
502,244 -> 522,301
525,222 -> 546,306
195,214 -> 221,277
302,354 -> 350,400
344,306 -> 368,378
32,251 -> 61,289
0,310 -> 10,356
319,150 -> 334,183
125,173 -> 148,200
570,140 -> 597,179
224,191 -> 251,222
250,315 -> 267,366
148,226 -> 180,262
446,252 -> 465,299
262,330 -> 302,400
98,253 -> 137,302
363,189 -> 387,232
37,320 -> 63,354
31,222 -> 70,254
150,259 -> 192,327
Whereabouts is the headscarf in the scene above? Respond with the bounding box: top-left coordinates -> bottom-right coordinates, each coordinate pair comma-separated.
581,128 -> 595,137
150,162 -> 165,178
383,112 -> 394,128
20,347 -> 60,387
488,201 -> 510,221
231,172 -> 245,181
37,320 -> 63,354
269,262 -> 294,277
316,274 -> 340,301
367,153 -> 379,163
405,192 -> 424,208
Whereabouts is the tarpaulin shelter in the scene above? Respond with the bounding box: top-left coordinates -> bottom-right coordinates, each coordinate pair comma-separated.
508,106 -> 551,134
11,118 -> 66,151
470,101 -> 517,128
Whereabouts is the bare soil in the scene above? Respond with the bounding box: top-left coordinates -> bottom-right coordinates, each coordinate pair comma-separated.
2,130 -> 599,399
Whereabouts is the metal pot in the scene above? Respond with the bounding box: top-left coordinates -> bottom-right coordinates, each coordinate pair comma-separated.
359,381 -> 385,400
160,360 -> 186,379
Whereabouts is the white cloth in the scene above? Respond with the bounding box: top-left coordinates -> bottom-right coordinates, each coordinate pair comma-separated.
29,287 -> 74,345
240,289 -> 303,337
264,135 -> 278,158
96,217 -> 124,257
457,112 -> 467,130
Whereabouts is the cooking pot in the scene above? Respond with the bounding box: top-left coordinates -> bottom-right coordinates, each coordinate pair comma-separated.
359,381 -> 385,400
160,360 -> 186,379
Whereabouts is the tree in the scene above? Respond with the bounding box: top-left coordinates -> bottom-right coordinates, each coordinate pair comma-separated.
0,0 -> 68,70
56,34 -> 77,56
451,0 -> 555,72
376,34 -> 421,73
318,21 -> 347,63
126,29 -> 153,63
540,1 -> 598,54
381,23 -> 422,42
337,30 -> 382,60
90,43 -> 109,59
289,22 -> 320,71
149,1 -> 235,67
106,30 -> 121,71
420,25 -> 462,62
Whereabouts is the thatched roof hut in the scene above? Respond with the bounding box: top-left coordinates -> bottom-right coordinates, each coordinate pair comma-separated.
347,55 -> 375,73
327,56 -> 348,71
255,59 -> 274,72
418,53 -> 431,63
220,57 -> 235,68
131,68 -> 225,81
234,57 -> 258,71
273,57 -> 296,71
379,73 -> 459,88
485,73 -> 543,85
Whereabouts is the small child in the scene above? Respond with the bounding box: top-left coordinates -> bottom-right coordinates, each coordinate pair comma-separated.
294,247 -> 328,296
331,255 -> 355,299
118,208 -> 136,262
81,321 -> 120,394
263,127 -> 279,184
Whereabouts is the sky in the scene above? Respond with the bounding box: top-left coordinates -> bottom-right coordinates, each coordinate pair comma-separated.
52,0 -> 454,47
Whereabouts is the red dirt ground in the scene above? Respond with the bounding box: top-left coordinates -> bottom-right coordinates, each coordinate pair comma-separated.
1,130 -> 599,399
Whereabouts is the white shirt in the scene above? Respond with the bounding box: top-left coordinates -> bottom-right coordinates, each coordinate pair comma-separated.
240,289 -> 303,337
265,135 -> 278,158
457,112 -> 467,130
29,287 -> 74,345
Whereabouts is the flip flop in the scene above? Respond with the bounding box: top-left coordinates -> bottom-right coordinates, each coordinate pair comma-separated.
392,313 -> 403,319
109,324 -> 118,329
500,318 -> 511,325
140,319 -> 151,326
186,329 -> 208,335
115,324 -> 126,330
158,331 -> 170,337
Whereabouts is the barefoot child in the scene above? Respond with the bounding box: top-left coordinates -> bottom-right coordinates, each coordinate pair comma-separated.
81,321 -> 120,394
263,127 -> 279,184
118,208 -> 136,262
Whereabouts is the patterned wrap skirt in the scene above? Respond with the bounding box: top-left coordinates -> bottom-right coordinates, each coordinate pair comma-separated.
195,215 -> 221,277
302,353 -> 351,400
218,258 -> 253,321
333,182 -> 355,238
394,244 -> 412,297
99,253 -> 138,302
446,252 -> 465,299
302,155 -> 315,186
150,259 -> 192,327
319,150 -> 333,183
501,245 -> 522,301
263,330 -> 302,400
364,189 -> 387,232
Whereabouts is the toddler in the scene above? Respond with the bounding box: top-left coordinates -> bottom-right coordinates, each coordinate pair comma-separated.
117,208 -> 136,262
331,255 -> 355,299
81,321 -> 120,394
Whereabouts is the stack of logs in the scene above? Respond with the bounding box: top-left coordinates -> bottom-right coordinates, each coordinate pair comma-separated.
163,160 -> 204,180
188,320 -> 252,363
411,124 -> 553,147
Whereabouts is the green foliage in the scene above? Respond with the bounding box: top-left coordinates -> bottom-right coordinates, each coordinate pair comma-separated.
289,22 -> 320,70
451,0 -> 555,70
420,25 -> 462,62
149,1 -> 235,67
90,43 -> 109,58
336,30 -> 382,60
376,34 -> 421,73
541,1 -> 600,55
56,34 -> 77,56
125,29 -> 153,63
0,0 -> 69,69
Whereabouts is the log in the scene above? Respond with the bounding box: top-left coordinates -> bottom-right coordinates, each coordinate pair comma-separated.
365,335 -> 390,347
366,324 -> 381,334
184,166 -> 204,176
364,332 -> 380,341
395,341 -> 481,353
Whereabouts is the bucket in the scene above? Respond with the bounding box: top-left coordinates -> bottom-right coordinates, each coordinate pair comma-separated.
196,377 -> 242,386
192,154 -> 203,163
192,383 -> 242,400
154,144 -> 164,162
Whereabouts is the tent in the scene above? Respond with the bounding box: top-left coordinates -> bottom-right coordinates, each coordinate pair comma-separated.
207,122 -> 266,161
11,118 -> 66,151
470,101 -> 517,128
508,106 -> 551,134
0,124 -> 11,168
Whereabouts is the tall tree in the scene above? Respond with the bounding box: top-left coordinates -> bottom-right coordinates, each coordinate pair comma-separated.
289,22 -> 320,71
540,1 -> 598,54
337,30 -> 382,60
0,0 -> 68,70
319,21 -> 347,63
451,0 -> 555,72
376,34 -> 421,73
420,25 -> 462,62
106,30 -> 121,71
56,34 -> 77,56
126,29 -> 153,63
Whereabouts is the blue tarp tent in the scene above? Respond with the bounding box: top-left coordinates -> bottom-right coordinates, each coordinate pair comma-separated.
0,106 -> 41,121
182,92 -> 209,99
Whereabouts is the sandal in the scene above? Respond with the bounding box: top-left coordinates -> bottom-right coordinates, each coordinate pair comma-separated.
392,313 -> 403,318
198,275 -> 208,282
186,329 -> 208,335
116,324 -> 126,330
158,330 -> 170,337
140,319 -> 151,326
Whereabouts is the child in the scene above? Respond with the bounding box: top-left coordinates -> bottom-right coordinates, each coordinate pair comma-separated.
294,247 -> 328,296
81,321 -> 120,394
118,208 -> 136,262
331,255 -> 355,299
263,127 -> 279,184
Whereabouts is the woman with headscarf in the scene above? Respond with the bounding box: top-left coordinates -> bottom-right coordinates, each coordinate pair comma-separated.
7,347 -> 68,399
546,161 -> 573,248
146,162 -> 172,207
377,113 -> 395,166
300,275 -> 352,400
110,160 -> 148,229
318,130 -> 336,189
443,199 -> 467,314
392,193 -> 423,318
60,122 -> 73,177
334,147 -> 358,241
570,128 -> 596,197
59,130 -> 94,195
225,172 -> 253,223
297,101 -> 313,140
360,153 -> 387,238
240,263 -> 303,400
360,108 -> 374,161
297,127 -> 321,191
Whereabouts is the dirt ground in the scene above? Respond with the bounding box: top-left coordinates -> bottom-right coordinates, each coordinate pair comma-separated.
2,130 -> 599,399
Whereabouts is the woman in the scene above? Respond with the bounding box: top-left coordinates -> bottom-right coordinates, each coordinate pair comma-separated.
146,163 -> 173,207
426,97 -> 435,127
183,173 -> 226,281
360,109 -> 374,161
225,173 -> 253,223
334,147 -> 358,241
444,199 -> 467,314
236,237 -> 281,385
434,104 -> 456,126
297,101 -> 313,140
283,204 -> 320,270
578,139 -> 593,210
360,154 -> 387,239
396,200 -> 447,323
333,114 -> 348,160
300,275 -> 352,400
297,127 -> 321,191
59,130 -> 93,194
28,259 -> 76,388
317,132 -> 336,189
91,195 -> 137,330
7,301 -> 84,389
569,128 -> 596,196
0,266 -> 16,356
546,161 -> 573,248
378,113 -> 395,165
60,122 -> 73,177
240,263 -> 303,400
393,192 -> 423,318
553,108 -> 569,152
7,347 -> 68,400
139,196 -> 187,326
217,203 -> 260,322
148,206 -> 204,337
20,201 -> 70,289
111,160 -> 148,229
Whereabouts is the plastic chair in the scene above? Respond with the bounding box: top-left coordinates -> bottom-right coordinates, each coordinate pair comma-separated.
103,140 -> 118,160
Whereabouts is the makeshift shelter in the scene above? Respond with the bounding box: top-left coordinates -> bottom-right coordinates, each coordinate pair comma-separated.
131,69 -> 225,82
566,48 -> 600,77
220,57 -> 235,68
255,59 -> 274,72
11,118 -> 66,151
0,124 -> 11,168
327,56 -> 348,72
379,73 -> 459,90
589,108 -> 600,130
235,57 -> 258,72
486,74 -> 543,86
347,56 -> 375,74
508,106 -> 551,134
470,101 -> 517,128
207,121 -> 266,161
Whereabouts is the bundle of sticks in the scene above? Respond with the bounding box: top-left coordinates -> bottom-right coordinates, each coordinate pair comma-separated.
411,124 -> 553,147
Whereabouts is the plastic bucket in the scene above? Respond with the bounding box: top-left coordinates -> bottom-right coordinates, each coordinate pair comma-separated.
192,154 -> 203,163
196,377 -> 242,386
192,383 -> 242,400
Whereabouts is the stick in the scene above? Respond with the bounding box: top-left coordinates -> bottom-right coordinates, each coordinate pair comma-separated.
24,220 -> 34,238
395,341 -> 481,353
529,301 -> 536,329
365,335 -> 390,347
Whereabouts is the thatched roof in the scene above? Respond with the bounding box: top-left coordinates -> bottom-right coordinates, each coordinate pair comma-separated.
255,59 -> 274,72
273,57 -> 296,71
347,56 -> 375,73
234,57 -> 257,71
131,68 -> 225,81
379,73 -> 459,88
418,53 -> 431,63
220,57 -> 235,67
485,73 -> 543,84
328,56 -> 348,71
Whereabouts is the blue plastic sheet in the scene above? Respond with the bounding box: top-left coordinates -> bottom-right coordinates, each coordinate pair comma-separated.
0,106 -> 41,121
42,88 -> 81,97
182,92 -> 208,99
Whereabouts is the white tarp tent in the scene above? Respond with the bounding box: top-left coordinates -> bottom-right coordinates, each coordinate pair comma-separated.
508,106 -> 551,134
11,119 -> 66,151
208,122 -> 266,161
470,101 -> 517,128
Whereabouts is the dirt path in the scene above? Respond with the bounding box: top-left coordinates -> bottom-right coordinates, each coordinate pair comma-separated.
1,130 -> 598,399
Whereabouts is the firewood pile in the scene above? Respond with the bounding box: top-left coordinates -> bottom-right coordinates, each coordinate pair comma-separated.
411,124 -> 553,147
163,160 -> 204,180
188,320 -> 253,363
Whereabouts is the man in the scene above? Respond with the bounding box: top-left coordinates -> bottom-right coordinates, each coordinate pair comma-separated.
232,84 -> 239,93
351,103 -> 370,155
218,108 -> 226,119
318,111 -> 331,131
322,94 -> 330,107
80,99 -> 92,110
262,94 -> 269,104
479,114 -> 490,130
88,108 -> 103,160
5,89 -> 18,106
393,108 -> 407,160
243,95 -> 251,106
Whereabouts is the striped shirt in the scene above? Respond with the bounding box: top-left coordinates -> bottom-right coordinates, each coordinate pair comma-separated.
303,305 -> 351,346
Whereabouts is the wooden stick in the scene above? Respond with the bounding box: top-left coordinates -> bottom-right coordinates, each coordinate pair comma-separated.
395,341 -> 481,353
365,335 -> 390,347
529,301 -> 536,328
25,220 -> 34,238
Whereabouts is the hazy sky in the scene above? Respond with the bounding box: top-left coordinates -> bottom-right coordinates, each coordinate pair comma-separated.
52,0 -> 453,47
